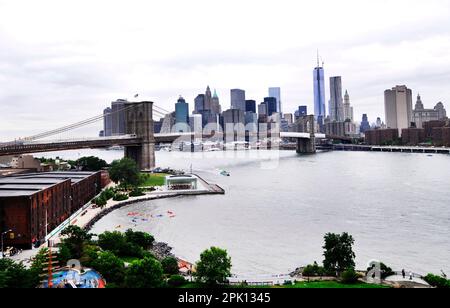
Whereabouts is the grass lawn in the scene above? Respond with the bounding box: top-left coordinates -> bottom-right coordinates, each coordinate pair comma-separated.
180,281 -> 388,289
141,173 -> 168,187
120,256 -> 141,264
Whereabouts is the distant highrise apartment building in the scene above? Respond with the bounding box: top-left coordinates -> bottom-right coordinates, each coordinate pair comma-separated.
268,87 -> 282,114
384,85 -> 413,135
343,90 -> 354,121
329,76 -> 344,122
313,58 -> 326,125
231,89 -> 246,112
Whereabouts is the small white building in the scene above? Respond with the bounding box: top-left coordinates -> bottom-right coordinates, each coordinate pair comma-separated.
165,175 -> 198,191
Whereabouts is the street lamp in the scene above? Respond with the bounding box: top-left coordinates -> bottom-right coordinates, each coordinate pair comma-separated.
1,229 -> 12,258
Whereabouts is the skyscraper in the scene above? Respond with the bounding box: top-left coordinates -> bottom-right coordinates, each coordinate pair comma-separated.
384,85 -> 413,135
103,107 -> 112,137
376,117 -> 382,128
360,114 -> 370,133
245,100 -> 256,113
343,90 -> 354,121
231,89 -> 246,112
175,96 -> 189,127
264,97 -> 277,116
313,56 -> 326,125
194,94 -> 205,114
258,102 -> 267,116
211,89 -> 221,115
204,86 -> 212,111
223,109 -> 245,126
298,106 -> 308,117
268,87 -> 282,114
111,99 -> 127,136
329,76 -> 344,122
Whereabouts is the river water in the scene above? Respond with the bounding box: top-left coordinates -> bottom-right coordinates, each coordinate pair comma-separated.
44,149 -> 450,276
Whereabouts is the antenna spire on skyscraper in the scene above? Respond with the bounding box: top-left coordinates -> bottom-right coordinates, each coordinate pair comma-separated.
317,49 -> 320,67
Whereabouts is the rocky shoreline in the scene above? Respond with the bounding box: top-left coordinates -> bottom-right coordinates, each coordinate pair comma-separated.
150,242 -> 176,260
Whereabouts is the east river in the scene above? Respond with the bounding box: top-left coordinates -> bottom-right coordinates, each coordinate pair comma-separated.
41,149 -> 450,276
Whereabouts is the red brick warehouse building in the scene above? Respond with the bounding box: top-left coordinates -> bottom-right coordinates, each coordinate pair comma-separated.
0,171 -> 103,249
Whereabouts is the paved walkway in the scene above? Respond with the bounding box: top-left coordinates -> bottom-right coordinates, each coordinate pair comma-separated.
385,275 -> 429,286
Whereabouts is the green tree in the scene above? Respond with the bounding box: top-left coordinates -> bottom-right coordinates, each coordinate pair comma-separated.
30,248 -> 49,286
161,257 -> 179,275
0,258 -> 36,288
57,243 -> 72,265
80,244 -> 101,268
125,229 -> 154,249
98,231 -> 127,255
60,225 -> 93,259
125,257 -> 164,288
323,232 -> 356,276
97,231 -> 144,258
75,156 -> 108,171
109,158 -> 141,187
92,251 -> 126,285
194,247 -> 232,285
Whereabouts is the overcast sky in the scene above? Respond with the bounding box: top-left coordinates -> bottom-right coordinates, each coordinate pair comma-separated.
1,0 -> 450,140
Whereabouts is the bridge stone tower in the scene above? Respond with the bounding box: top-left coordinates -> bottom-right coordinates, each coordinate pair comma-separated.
296,115 -> 316,154
124,101 -> 155,170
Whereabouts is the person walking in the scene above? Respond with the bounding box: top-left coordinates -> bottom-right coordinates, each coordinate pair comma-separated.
402,269 -> 406,279
409,272 -> 413,280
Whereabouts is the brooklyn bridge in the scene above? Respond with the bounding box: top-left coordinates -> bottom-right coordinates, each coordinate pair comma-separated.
0,101 -> 330,170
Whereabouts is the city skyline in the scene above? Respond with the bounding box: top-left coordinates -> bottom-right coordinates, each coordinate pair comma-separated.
1,0 -> 450,140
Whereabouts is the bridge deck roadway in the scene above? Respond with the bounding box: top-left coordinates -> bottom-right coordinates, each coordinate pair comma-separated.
0,132 -> 328,156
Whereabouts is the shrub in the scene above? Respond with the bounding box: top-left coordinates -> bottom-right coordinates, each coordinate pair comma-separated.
94,196 -> 107,207
341,268 -> 359,284
129,188 -> 145,197
423,274 -> 450,288
102,188 -> 115,200
302,261 -> 325,277
168,275 -> 187,287
113,192 -> 129,201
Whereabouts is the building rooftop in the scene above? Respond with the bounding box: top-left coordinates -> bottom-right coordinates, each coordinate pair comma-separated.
0,171 -> 98,198
11,171 -> 98,183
